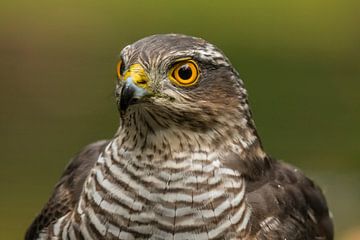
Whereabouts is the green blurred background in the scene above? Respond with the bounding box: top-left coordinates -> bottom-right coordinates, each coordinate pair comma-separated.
1,1 -> 359,239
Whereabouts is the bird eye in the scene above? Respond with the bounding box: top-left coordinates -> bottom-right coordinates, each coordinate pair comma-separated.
169,60 -> 199,86
116,60 -> 125,79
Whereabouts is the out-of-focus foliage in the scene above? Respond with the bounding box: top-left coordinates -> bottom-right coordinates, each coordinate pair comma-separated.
0,1 -> 359,239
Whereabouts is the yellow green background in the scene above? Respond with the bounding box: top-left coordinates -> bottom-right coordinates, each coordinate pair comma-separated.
0,1 -> 359,239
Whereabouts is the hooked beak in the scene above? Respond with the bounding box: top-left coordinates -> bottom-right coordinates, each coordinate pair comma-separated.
119,64 -> 151,112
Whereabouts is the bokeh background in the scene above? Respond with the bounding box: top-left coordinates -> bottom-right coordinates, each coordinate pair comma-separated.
1,1 -> 359,239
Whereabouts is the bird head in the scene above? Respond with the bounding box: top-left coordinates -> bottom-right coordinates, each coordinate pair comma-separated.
115,34 -> 253,133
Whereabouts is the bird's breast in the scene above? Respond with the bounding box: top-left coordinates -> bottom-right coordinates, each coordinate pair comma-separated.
77,140 -> 252,239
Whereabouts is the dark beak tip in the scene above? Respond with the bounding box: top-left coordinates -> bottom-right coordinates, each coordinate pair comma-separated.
119,81 -> 148,112
120,84 -> 134,111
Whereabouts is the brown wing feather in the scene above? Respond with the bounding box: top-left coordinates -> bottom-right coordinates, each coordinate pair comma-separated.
25,140 -> 109,240
245,158 -> 334,240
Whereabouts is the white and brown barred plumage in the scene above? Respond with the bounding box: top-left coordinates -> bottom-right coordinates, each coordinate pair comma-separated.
26,34 -> 333,240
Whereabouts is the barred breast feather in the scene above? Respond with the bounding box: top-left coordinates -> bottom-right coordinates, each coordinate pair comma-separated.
33,138 -> 252,240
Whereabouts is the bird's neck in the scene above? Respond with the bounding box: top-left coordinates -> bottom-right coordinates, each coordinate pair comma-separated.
114,110 -> 266,162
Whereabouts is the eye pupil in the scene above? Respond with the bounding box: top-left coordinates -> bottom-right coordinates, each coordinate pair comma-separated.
178,64 -> 192,80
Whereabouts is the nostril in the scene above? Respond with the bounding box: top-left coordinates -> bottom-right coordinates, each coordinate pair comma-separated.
137,80 -> 147,85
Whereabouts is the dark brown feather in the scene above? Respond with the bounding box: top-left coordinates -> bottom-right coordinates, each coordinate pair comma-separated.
244,158 -> 334,239
25,140 -> 109,240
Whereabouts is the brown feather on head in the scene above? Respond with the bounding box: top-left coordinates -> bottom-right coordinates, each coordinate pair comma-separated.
114,34 -> 264,160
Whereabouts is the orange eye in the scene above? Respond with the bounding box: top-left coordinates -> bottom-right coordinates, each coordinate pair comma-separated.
169,60 -> 199,86
116,60 -> 125,79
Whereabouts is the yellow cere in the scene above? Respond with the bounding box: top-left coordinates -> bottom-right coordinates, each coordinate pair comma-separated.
118,62 -> 150,89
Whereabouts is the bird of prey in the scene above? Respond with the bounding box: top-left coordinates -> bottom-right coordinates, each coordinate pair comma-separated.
26,34 -> 333,240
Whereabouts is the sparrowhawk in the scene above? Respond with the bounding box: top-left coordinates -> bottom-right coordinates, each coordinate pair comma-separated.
26,34 -> 334,240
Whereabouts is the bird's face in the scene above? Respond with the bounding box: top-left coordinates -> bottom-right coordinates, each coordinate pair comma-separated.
116,34 -> 249,130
